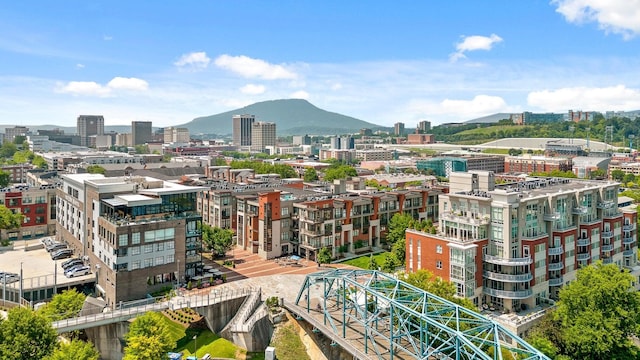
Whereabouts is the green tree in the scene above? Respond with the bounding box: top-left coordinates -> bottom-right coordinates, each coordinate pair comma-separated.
32,155 -> 47,169
38,289 -> 86,321
323,165 -> 357,181
386,213 -> 412,244
553,262 -> 640,359
123,312 -> 180,360
0,170 -> 10,187
623,173 -> 636,184
401,269 -> 476,310
0,307 -> 57,360
303,167 -> 318,182
0,204 -> 23,229
86,165 -> 106,175
367,254 -> 379,270
391,238 -> 406,265
589,168 -> 606,179
45,339 -> 99,360
134,145 -> 149,154
202,224 -> 234,257
0,141 -> 17,158
611,169 -> 625,181
380,253 -> 399,272
316,247 -> 332,266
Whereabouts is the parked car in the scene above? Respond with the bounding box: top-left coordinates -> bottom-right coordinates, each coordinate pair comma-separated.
41,237 -> 55,247
51,249 -> 73,260
65,266 -> 90,278
0,273 -> 19,284
46,243 -> 67,253
61,257 -> 82,268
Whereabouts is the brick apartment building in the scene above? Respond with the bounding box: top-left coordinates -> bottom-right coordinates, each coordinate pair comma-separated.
504,155 -> 572,173
406,171 -> 638,337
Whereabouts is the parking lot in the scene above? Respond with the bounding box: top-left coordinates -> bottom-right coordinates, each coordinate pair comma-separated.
0,237 -> 93,293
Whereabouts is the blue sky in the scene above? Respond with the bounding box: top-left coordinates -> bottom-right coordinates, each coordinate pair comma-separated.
1,0 -> 640,128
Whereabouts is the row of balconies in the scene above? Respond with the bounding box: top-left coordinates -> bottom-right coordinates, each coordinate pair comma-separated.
483,271 -> 532,282
482,287 -> 532,299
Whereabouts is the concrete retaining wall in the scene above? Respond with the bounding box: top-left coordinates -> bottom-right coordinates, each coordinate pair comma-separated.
84,321 -> 129,360
195,296 -> 247,333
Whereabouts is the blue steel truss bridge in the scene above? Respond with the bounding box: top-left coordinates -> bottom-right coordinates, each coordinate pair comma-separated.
286,269 -> 549,360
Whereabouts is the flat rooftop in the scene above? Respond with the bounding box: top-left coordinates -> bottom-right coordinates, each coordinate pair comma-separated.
0,238 -> 93,292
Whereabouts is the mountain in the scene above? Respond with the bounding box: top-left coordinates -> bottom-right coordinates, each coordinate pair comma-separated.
180,99 -> 385,135
463,113 -> 511,124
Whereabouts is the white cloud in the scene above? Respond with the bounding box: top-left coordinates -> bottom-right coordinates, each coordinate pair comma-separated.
214,54 -> 297,80
330,82 -> 343,91
406,95 -> 514,122
528,85 -> 640,111
107,77 -> 149,91
289,90 -> 309,99
174,51 -> 211,70
56,77 -> 148,97
552,0 -> 640,39
240,84 -> 266,95
76,63 -> 85,69
450,34 -> 503,61
103,35 -> 113,41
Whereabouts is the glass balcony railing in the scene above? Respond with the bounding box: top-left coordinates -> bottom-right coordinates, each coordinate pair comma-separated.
482,287 -> 533,299
624,224 -> 636,231
603,257 -> 613,264
624,237 -> 636,245
576,238 -> 590,246
601,231 -> 613,239
549,277 -> 563,286
548,262 -> 564,271
601,244 -> 614,252
624,249 -> 636,257
544,212 -> 561,221
483,271 -> 533,283
548,246 -> 564,255
576,253 -> 590,261
484,254 -> 533,266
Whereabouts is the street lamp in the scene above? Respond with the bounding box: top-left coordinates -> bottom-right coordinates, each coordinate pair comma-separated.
193,334 -> 197,356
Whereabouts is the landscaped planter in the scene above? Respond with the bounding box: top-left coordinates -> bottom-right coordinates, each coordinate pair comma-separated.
0,243 -> 14,252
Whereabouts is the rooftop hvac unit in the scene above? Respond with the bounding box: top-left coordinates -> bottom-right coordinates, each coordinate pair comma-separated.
265,346 -> 276,360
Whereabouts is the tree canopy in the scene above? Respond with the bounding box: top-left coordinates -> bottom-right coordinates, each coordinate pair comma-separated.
0,204 -> 23,229
123,312 -> 179,360
202,224 -> 234,256
386,213 -> 413,244
303,167 -> 318,182
401,269 -> 476,310
38,289 -> 86,321
316,247 -> 332,265
528,262 -> 640,359
0,307 -> 57,360
45,339 -> 99,360
323,164 -> 357,182
230,159 -> 297,179
86,165 -> 106,175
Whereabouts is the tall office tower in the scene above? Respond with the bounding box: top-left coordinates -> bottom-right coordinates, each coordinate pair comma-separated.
4,126 -> 30,143
77,115 -> 104,147
232,114 -> 255,147
132,121 -> 153,146
251,122 -> 276,151
164,127 -> 190,143
417,120 -> 431,134
394,122 -> 405,136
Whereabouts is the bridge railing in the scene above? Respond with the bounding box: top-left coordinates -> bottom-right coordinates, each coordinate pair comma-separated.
52,301 -> 168,331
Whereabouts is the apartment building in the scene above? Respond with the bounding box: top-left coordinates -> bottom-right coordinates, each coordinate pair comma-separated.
0,184 -> 58,240
504,155 -> 572,173
406,171 -> 638,337
57,174 -> 205,306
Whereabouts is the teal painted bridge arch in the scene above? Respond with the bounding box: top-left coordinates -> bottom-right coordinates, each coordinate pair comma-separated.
294,269 -> 549,360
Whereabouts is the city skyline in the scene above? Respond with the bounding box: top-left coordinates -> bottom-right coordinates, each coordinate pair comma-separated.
1,1 -> 639,128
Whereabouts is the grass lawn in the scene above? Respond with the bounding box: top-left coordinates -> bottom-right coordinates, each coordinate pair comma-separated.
343,252 -> 390,269
158,312 -> 240,359
270,323 -> 310,360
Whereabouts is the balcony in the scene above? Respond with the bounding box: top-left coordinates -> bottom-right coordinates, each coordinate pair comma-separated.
576,238 -> 590,247
601,244 -> 614,252
624,224 -> 636,232
549,277 -> 564,286
441,212 -> 490,225
544,212 -> 561,221
573,206 -> 588,215
597,201 -> 615,209
603,257 -> 613,264
482,287 -> 533,299
484,254 -> 533,266
521,232 -> 548,241
576,253 -> 591,261
483,271 -> 533,283
548,246 -> 564,256
624,249 -> 636,257
601,231 -> 613,239
603,210 -> 622,219
548,262 -> 564,271
624,237 -> 636,245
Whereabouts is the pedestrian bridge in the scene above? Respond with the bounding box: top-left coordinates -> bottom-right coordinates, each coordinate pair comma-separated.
286,269 -> 549,360
51,288 -> 254,333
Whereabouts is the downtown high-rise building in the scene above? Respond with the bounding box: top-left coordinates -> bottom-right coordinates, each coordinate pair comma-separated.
251,122 -> 276,151
232,114 -> 255,147
132,121 -> 153,146
394,122 -> 405,136
77,115 -> 104,147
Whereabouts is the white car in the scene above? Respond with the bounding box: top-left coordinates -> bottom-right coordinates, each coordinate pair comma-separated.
65,266 -> 90,278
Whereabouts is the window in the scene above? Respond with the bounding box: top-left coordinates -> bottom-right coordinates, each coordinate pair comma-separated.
156,256 -> 164,265
166,254 -> 174,263
144,244 -> 153,253
132,232 -> 140,244
131,246 -> 140,255
156,243 -> 164,251
131,261 -> 141,270
166,241 -> 175,250
436,245 -> 443,254
119,234 -> 128,247
144,258 -> 153,268
436,261 -> 443,269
